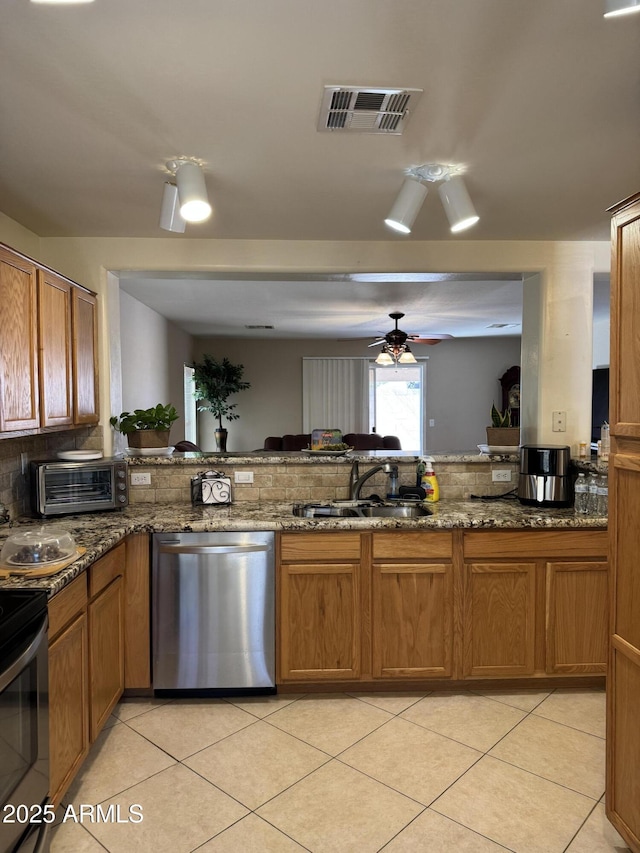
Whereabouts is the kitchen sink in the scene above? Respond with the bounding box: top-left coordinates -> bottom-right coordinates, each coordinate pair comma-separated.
292,502 -> 432,519
359,504 -> 432,518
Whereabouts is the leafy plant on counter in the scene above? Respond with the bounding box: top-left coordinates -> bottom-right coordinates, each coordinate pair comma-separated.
490,403 -> 513,428
192,355 -> 251,429
109,403 -> 179,434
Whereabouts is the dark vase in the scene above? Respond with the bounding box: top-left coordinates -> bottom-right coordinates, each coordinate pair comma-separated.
215,428 -> 228,452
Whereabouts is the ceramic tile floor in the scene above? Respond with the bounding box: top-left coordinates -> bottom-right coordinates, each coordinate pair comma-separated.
49,687 -> 632,853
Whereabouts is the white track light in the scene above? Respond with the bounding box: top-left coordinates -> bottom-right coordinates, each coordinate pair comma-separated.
159,183 -> 186,233
166,159 -> 212,223
438,175 -> 479,233
384,178 -> 428,234
604,0 -> 640,16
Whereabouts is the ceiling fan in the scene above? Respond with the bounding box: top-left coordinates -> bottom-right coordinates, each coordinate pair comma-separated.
368,312 -> 453,364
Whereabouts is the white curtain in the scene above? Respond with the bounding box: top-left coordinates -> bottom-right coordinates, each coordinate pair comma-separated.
302,358 -> 370,434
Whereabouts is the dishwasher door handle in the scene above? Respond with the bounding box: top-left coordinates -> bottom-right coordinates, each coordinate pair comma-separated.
157,542 -> 270,555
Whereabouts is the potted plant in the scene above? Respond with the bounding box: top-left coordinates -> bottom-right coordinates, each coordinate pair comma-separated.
192,355 -> 250,451
486,403 -> 520,447
110,403 -> 179,448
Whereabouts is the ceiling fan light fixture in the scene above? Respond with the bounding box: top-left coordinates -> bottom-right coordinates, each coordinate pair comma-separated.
438,175 -> 479,233
384,178 -> 428,234
398,346 -> 417,364
167,159 -> 212,223
604,0 -> 640,16
375,346 -> 394,365
159,182 -> 186,233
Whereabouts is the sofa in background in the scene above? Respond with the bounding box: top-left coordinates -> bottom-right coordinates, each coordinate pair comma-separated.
263,433 -> 401,451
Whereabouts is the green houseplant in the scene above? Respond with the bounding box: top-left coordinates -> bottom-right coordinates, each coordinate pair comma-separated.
192,355 -> 250,451
110,403 -> 179,448
486,403 -> 520,447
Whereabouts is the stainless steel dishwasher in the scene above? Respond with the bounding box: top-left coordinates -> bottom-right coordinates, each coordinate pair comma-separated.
152,531 -> 275,694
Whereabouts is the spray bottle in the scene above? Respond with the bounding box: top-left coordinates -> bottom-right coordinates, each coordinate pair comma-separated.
420,456 -> 440,503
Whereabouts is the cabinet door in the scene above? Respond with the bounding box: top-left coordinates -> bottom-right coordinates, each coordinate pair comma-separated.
89,576 -> 124,741
463,562 -> 536,677
0,247 -> 39,431
372,562 -> 453,678
279,562 -> 360,681
49,612 -> 89,805
124,534 -> 151,688
546,561 -> 608,673
72,287 -> 99,424
38,270 -> 73,427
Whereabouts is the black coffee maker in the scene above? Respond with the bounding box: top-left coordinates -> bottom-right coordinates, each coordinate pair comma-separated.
517,445 -> 572,507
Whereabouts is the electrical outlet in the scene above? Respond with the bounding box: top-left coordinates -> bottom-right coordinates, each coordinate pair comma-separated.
130,472 -> 151,486
552,411 -> 567,432
492,469 -> 512,483
234,471 -> 254,484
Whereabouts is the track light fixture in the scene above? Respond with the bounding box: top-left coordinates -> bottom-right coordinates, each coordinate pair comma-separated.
159,183 -> 186,233
384,163 -> 479,235
165,158 -> 212,223
604,0 -> 640,16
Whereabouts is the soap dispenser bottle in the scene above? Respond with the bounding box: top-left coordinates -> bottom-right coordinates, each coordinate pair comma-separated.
420,456 -> 440,503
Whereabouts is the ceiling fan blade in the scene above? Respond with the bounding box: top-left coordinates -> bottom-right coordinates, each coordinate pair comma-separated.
408,334 -> 454,343
367,339 -> 385,347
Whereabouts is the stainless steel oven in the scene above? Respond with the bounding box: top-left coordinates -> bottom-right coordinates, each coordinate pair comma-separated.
30,458 -> 128,517
0,589 -> 50,853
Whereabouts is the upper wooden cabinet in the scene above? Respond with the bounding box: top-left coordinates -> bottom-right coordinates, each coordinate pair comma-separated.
72,287 -> 99,425
0,246 -> 40,431
0,243 -> 99,436
38,269 -> 73,428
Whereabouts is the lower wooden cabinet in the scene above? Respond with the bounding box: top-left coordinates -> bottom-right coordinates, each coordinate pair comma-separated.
48,575 -> 89,806
278,528 -> 608,687
48,541 -> 126,804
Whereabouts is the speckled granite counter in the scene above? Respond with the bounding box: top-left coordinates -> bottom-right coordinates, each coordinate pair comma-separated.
0,499 -> 607,596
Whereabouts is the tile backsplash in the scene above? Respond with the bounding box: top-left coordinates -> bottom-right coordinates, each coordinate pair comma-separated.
0,426 -> 102,521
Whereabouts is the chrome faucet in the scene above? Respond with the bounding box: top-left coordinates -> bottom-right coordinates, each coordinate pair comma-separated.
349,461 -> 398,501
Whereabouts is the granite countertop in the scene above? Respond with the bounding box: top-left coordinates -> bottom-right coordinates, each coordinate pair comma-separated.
0,499 -> 607,596
122,449 -> 519,465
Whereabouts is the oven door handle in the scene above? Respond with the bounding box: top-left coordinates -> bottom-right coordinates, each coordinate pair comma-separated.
0,614 -> 48,692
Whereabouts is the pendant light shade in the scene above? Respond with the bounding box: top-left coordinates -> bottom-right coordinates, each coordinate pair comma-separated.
174,161 -> 212,223
384,178 -> 428,234
438,175 -> 479,233
375,346 -> 394,365
159,183 -> 186,233
398,346 -> 417,364
604,0 -> 640,15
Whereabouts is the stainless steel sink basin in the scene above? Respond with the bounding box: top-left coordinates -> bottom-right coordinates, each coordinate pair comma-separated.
360,504 -> 432,518
292,502 -> 432,518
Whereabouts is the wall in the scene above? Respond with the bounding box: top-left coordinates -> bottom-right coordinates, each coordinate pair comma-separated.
0,212 -> 40,258
191,335 -> 522,452
118,291 -> 194,440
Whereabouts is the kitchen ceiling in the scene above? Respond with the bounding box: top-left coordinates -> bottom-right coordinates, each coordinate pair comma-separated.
1,0 -> 639,243
1,1 -> 623,342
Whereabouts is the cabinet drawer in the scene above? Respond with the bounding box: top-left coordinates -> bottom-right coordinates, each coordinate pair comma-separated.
464,529 -> 608,559
89,542 -> 125,598
48,574 -> 87,640
373,531 -> 453,559
280,533 -> 361,561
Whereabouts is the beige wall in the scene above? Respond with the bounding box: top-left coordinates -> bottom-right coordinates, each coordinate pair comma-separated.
119,291 -> 194,440
191,336 -> 522,453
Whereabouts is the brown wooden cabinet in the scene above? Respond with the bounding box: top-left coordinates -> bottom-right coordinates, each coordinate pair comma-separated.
38,269 -> 73,428
0,242 -> 98,437
123,533 -> 151,688
0,246 -> 40,431
463,529 -> 608,680
606,191 -> 640,853
279,533 -> 361,681
72,287 -> 99,425
47,542 -> 126,804
88,543 -> 125,741
371,532 -> 454,679
48,574 -> 89,806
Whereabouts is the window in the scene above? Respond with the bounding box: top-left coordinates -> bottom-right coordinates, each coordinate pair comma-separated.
369,362 -> 425,453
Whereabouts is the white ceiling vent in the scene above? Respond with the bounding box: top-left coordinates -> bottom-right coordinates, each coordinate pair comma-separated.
317,86 -> 423,134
